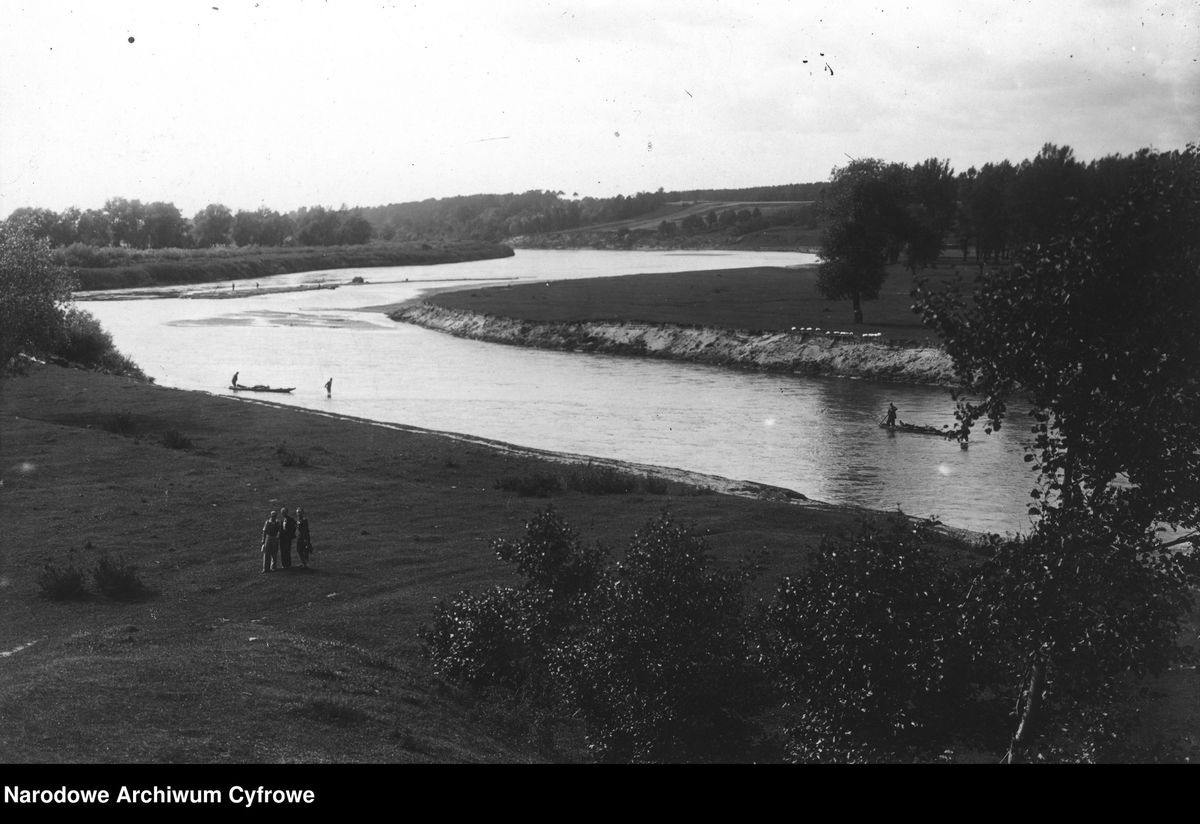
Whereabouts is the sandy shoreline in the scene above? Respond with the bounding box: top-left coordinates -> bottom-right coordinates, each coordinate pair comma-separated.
391,301 -> 959,386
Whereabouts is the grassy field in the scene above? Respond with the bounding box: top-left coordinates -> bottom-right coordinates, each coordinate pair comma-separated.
1,364 -> 905,763
427,258 -> 985,344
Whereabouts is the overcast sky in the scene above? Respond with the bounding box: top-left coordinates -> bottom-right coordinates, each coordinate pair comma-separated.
1,0 -> 1196,218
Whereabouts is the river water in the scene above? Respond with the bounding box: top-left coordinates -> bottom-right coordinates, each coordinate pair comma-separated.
79,249 -> 1036,535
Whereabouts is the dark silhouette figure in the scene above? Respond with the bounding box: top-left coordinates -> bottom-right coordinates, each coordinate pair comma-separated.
885,403 -> 898,428
296,507 -> 313,568
325,378 -> 333,398
261,510 -> 280,573
279,507 -> 297,569
232,371 -> 239,388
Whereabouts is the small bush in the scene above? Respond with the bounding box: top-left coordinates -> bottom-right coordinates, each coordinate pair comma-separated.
494,472 -> 560,497
421,587 -> 544,687
275,442 -> 310,468
92,552 -> 148,601
102,412 -> 137,436
36,556 -> 88,601
161,429 -> 193,450
564,464 -> 637,495
643,475 -> 670,495
758,514 -> 971,762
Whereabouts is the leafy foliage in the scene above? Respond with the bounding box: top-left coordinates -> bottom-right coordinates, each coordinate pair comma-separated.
549,511 -> 761,762
916,145 -> 1200,535
0,220 -> 76,374
913,143 -> 1200,760
423,507 -> 760,762
961,510 -> 1195,761
759,514 -> 974,762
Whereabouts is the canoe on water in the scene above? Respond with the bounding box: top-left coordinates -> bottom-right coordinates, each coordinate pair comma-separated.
231,384 -> 295,394
879,421 -> 955,438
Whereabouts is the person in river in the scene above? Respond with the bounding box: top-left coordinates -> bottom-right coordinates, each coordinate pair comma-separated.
885,402 -> 898,428
279,507 -> 297,569
325,377 -> 333,398
232,371 -> 240,388
296,507 -> 314,568
261,510 -> 281,573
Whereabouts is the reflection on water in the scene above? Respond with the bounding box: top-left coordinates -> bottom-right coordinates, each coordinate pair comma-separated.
81,249 -> 1034,535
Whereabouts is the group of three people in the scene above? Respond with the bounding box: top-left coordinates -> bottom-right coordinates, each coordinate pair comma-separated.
260,507 -> 314,572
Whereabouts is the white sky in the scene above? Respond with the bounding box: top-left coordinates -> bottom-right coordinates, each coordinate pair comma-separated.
1,0 -> 1197,218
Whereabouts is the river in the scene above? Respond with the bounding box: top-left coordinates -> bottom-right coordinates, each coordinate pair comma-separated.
79,248 -> 1036,535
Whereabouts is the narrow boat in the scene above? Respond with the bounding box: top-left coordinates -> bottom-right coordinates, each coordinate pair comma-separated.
879,421 -> 954,438
231,384 -> 295,394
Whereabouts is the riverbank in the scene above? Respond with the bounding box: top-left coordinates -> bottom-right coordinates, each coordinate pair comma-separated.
390,264 -> 966,385
0,364 -> 904,763
66,241 -> 515,291
392,302 -> 957,385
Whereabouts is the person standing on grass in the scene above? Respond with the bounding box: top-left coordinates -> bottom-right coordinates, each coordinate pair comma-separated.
279,507 -> 297,569
296,507 -> 314,568
261,510 -> 281,573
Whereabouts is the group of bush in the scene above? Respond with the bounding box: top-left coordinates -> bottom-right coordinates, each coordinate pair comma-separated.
37,549 -> 148,602
422,506 -> 1195,763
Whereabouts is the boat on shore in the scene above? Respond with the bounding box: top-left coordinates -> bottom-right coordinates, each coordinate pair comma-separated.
231,383 -> 295,394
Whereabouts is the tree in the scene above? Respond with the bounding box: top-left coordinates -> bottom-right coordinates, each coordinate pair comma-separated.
903,158 -> 956,273
913,144 -> 1200,760
817,159 -> 907,323
104,197 -> 147,248
191,203 -> 234,247
0,220 -> 76,374
143,201 -> 186,249
76,209 -> 112,246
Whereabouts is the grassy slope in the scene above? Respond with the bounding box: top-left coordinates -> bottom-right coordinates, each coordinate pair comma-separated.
1,364 -> 891,763
427,259 -> 984,344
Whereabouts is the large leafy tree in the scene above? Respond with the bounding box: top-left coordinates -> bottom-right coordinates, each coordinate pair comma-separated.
143,201 -> 186,249
817,158 -> 907,323
0,220 -> 76,374
103,197 -> 147,248
192,203 -> 234,247
914,144 -> 1200,760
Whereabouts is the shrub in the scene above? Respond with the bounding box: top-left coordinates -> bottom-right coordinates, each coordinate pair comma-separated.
36,555 -> 88,601
92,552 -> 148,600
548,510 -> 761,762
423,507 -> 607,691
102,412 -> 137,436
161,429 -> 193,450
53,307 -> 115,366
758,514 -> 973,762
422,587 -> 545,687
274,442 -> 310,467
564,463 -> 637,495
494,472 -> 560,497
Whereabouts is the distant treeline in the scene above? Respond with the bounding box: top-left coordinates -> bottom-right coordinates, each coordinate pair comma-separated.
664,181 -> 827,203
4,182 -> 828,254
2,200 -> 376,251
67,241 -> 514,291
6,145 -> 1183,259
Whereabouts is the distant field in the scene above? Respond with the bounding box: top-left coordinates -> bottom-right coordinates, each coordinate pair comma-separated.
428,258 -> 985,343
